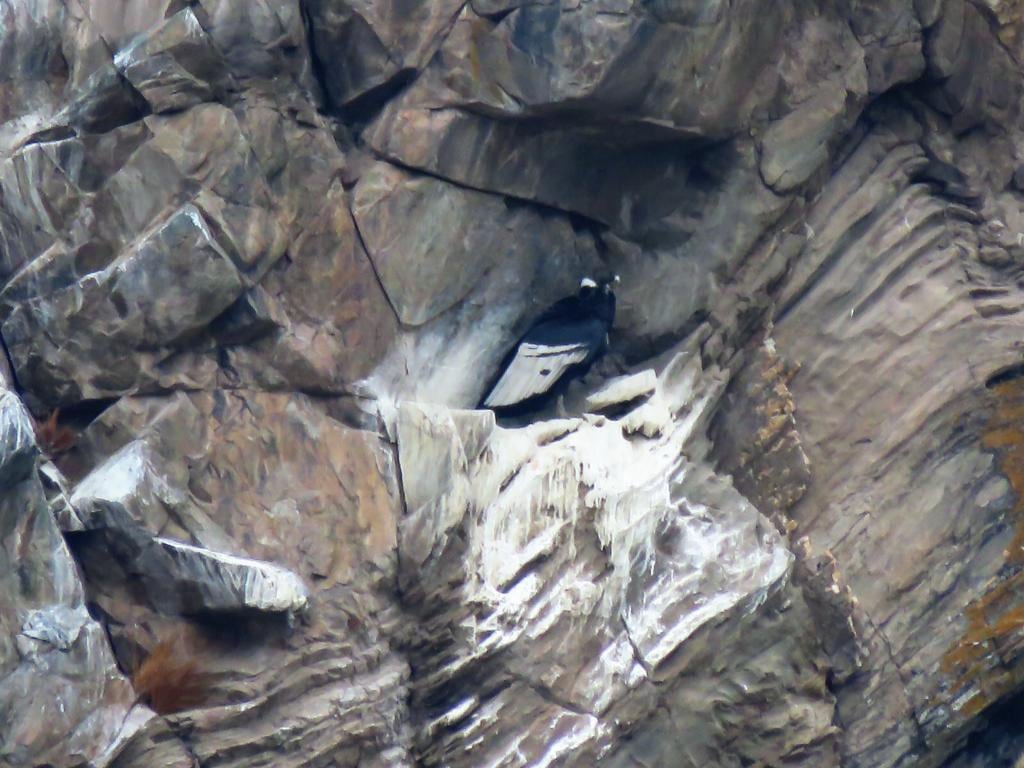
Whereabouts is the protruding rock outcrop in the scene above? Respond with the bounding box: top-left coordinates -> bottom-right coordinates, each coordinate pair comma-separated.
4,1 -> 1024,766
390,334 -> 837,766
0,387 -> 140,768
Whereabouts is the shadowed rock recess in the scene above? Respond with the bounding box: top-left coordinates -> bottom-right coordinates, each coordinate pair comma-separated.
7,1 -> 1024,766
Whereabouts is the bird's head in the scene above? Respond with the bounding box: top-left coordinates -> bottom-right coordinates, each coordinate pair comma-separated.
579,275 -> 619,297
579,275 -> 617,326
578,277 -> 599,299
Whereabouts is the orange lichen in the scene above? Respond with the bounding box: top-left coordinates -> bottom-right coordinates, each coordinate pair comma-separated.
936,379 -> 1024,719
131,636 -> 212,715
32,409 -> 76,456
982,380 -> 1024,567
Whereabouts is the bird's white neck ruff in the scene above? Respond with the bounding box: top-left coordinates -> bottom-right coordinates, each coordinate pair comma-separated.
580,277 -> 598,289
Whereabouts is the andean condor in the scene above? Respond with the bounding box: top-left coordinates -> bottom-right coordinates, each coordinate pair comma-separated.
480,277 -> 617,411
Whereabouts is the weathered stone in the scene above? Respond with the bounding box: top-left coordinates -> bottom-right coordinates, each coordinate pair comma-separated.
394,338 -> 837,767
304,0 -> 465,109
153,537 -> 308,614
69,436 -> 200,529
142,106 -> 287,276
2,116 -> 192,290
584,369 -> 657,411
352,160 -> 598,338
231,86 -> 347,238
364,205 -> 599,405
107,716 -> 199,768
223,180 -> 400,394
4,0 -> 1024,764
61,390 -> 411,764
978,0 -> 1024,63
710,335 -> 811,529
364,0 -> 867,240
0,0 -> 71,154
4,203 -> 247,404
181,392 -> 402,583
768,107 -> 1024,766
114,8 -> 232,114
209,284 -> 286,346
365,104 -> 702,238
57,61 -> 150,135
760,89 -> 850,193
842,0 -> 925,93
0,384 -> 140,768
68,439 -> 259,617
0,138 -> 88,281
605,140 -> 791,348
353,161 -> 513,326
40,460 -> 84,532
194,0 -> 313,84
924,0 -> 1022,131
73,0 -> 183,48
0,390 -> 38,489
0,104 -> 286,407
387,1 -> 791,135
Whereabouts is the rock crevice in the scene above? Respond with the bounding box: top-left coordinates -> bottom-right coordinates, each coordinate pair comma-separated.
3,0 -> 1024,766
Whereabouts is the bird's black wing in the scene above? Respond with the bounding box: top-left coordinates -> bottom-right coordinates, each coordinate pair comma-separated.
482,314 -> 607,408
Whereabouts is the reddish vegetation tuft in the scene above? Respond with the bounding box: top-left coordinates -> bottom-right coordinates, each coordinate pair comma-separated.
131,638 -> 211,715
32,409 -> 76,456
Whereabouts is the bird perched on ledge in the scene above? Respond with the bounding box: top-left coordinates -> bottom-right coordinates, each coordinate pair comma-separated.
480,276 -> 617,412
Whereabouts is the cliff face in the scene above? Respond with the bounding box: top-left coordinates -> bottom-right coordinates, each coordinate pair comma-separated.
3,1 -> 1024,767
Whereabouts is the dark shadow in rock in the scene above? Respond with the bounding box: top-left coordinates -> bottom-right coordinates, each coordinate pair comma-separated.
342,69 -> 418,127
986,364 -> 1024,389
617,311 -> 710,368
57,396 -> 120,427
941,689 -> 1024,767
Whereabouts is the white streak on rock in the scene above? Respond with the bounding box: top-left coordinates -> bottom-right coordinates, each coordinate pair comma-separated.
155,537 -> 309,614
585,369 -> 657,411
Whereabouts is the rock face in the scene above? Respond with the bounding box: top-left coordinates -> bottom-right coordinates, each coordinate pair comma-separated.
0,388 -> 140,768
390,339 -> 837,767
4,1 -> 1024,767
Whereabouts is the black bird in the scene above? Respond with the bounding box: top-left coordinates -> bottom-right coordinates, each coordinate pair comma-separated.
480,277 -> 617,411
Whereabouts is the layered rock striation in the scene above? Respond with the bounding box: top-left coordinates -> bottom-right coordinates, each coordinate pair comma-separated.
4,1 -> 1024,767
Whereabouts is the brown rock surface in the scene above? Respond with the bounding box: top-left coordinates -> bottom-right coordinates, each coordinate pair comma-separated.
3,1 -> 1024,767
0,388 -> 140,768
